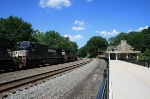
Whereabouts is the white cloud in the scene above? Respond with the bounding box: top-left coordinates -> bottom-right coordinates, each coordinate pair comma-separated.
64,34 -> 83,41
136,26 -> 148,31
127,26 -> 148,33
39,0 -> 71,9
74,20 -> 85,26
96,29 -> 119,35
87,0 -> 92,2
127,29 -> 132,33
72,27 -> 86,30
72,20 -> 87,31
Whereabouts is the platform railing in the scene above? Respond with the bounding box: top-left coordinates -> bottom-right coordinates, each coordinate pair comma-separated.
119,58 -> 150,68
97,58 -> 109,99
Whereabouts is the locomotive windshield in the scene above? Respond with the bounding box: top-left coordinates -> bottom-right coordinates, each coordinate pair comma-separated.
16,41 -> 30,47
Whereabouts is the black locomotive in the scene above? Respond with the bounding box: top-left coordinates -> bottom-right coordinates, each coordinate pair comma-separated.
0,38 -> 77,72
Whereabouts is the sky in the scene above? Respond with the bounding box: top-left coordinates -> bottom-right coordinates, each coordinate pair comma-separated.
0,0 -> 150,48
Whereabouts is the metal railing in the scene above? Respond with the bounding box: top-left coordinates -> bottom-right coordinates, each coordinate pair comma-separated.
119,58 -> 150,68
97,58 -> 109,99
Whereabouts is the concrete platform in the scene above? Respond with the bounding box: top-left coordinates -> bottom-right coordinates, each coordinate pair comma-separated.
109,60 -> 150,99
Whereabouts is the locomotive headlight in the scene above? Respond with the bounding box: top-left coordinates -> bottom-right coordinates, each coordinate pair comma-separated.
12,51 -> 19,57
15,52 -> 18,57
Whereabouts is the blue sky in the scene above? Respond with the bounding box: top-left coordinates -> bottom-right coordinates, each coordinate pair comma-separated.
0,0 -> 150,48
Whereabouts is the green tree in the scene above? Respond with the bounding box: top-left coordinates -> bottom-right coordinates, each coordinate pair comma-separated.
77,46 -> 87,57
108,32 -> 128,46
44,31 -> 62,48
108,37 -> 115,46
86,36 -> 108,58
44,31 -> 78,52
70,41 -> 78,52
142,27 -> 150,50
0,15 -> 33,46
139,48 -> 150,59
32,30 -> 45,44
127,32 -> 145,52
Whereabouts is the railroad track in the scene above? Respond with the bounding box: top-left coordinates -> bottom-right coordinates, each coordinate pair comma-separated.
0,59 -> 93,98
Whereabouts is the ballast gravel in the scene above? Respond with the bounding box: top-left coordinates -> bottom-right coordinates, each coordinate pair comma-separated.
4,59 -> 107,99
0,59 -> 87,84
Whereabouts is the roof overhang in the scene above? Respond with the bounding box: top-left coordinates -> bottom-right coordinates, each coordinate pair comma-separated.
104,51 -> 141,54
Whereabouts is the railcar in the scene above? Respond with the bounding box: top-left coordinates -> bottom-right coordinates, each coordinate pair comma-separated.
62,50 -> 77,62
70,50 -> 77,61
0,38 -> 13,71
11,41 -> 78,69
12,41 -> 43,69
43,47 -> 62,65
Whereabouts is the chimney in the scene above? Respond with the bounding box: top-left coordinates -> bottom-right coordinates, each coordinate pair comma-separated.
121,40 -> 127,45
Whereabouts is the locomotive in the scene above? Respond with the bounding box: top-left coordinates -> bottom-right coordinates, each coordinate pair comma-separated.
0,38 -> 77,72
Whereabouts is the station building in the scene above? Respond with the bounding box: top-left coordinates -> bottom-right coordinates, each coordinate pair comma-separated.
104,40 -> 140,60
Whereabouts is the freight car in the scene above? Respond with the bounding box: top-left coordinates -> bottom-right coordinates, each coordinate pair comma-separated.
11,41 -> 77,69
42,47 -> 64,65
63,50 -> 77,62
0,38 -> 13,72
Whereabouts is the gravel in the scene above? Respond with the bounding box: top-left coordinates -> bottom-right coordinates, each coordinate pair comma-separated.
3,59 -> 107,99
62,59 -> 106,99
0,59 -> 87,84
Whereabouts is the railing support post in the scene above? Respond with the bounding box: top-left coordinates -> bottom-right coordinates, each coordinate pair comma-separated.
148,59 -> 149,68
144,59 -> 145,67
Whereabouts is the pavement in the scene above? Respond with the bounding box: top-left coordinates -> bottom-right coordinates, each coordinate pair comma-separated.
109,60 -> 150,99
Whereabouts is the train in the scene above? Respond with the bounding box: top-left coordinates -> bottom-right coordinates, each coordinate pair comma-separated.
0,38 -> 78,72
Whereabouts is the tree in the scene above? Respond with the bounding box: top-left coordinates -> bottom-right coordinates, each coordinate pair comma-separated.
77,46 -> 87,57
127,32 -> 145,52
44,31 -> 62,48
43,30 -> 78,51
139,48 -> 150,59
108,37 -> 115,46
32,30 -> 45,44
70,42 -> 78,52
142,27 -> 150,50
86,36 -> 108,58
108,32 -> 128,46
0,15 -> 34,46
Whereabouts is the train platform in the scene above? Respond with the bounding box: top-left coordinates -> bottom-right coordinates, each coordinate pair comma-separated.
109,60 -> 150,99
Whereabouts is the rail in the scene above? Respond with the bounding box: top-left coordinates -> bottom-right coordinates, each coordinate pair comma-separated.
97,58 -> 109,99
0,59 -> 93,98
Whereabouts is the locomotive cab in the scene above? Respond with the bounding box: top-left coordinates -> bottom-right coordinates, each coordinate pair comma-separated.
12,41 -> 30,69
12,41 -> 43,69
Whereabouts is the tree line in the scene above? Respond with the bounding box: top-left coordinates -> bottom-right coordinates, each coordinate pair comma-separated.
0,16 -> 78,52
1,15 -> 150,58
78,27 -> 150,59
108,28 -> 150,59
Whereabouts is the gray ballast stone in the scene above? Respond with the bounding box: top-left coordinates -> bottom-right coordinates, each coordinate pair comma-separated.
4,59 -> 106,99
